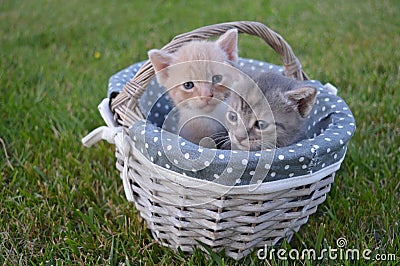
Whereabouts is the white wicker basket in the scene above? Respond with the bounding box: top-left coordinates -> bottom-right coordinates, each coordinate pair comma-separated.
82,21 -> 355,260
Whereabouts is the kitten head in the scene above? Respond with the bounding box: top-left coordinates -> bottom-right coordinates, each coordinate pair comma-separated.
225,72 -> 317,150
148,29 -> 238,113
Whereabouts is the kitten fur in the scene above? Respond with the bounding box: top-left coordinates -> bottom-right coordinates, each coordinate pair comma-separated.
224,71 -> 317,151
148,29 -> 238,147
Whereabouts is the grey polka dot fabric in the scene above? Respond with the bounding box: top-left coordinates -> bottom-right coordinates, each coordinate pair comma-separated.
108,58 -> 356,186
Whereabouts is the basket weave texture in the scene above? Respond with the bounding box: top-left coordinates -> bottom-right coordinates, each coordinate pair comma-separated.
83,21 -> 356,260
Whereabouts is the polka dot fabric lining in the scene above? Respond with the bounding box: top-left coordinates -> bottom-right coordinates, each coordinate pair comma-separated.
108,58 -> 356,185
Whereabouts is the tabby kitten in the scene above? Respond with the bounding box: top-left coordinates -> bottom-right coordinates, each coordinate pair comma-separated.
148,29 -> 238,147
223,71 -> 317,151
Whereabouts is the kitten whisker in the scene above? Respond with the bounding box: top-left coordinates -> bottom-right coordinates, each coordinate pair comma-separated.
220,140 -> 231,150
208,131 -> 230,148
210,132 -> 228,141
218,137 -> 231,150
215,136 -> 229,145
209,131 -> 228,138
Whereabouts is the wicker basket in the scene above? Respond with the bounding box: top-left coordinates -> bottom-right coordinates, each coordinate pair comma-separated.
82,21 -> 355,260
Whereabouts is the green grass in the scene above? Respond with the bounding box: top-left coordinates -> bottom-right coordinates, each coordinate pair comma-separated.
1,0 -> 399,265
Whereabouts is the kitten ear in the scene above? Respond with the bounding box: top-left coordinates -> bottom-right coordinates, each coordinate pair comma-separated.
148,49 -> 174,82
285,87 -> 317,118
216,28 -> 239,62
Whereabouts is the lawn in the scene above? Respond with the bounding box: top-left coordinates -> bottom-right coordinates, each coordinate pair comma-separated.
0,0 -> 399,265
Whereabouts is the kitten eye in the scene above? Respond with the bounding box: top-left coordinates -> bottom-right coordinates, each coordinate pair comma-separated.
254,120 -> 269,130
227,111 -> 238,123
212,74 -> 222,84
183,81 -> 194,90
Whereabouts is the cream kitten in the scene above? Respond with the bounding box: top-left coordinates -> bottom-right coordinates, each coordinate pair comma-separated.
224,71 -> 317,151
148,29 -> 238,147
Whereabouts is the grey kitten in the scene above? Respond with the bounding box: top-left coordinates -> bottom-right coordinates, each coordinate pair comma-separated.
222,71 -> 317,151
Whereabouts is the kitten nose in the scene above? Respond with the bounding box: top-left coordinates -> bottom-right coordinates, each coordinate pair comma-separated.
235,133 -> 247,143
199,85 -> 213,100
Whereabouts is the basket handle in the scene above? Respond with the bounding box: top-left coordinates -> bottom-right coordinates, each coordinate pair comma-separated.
111,21 -> 309,126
